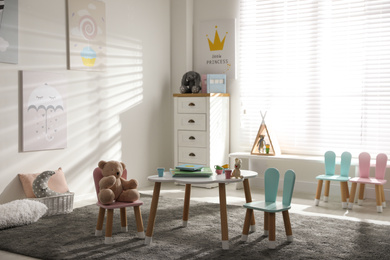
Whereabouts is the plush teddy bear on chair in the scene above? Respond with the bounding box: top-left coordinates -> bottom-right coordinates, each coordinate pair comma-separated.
97,160 -> 140,205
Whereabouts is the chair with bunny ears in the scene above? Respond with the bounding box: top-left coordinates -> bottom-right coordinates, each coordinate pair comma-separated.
348,152 -> 387,213
93,167 -> 145,244
241,168 -> 296,249
315,151 -> 352,208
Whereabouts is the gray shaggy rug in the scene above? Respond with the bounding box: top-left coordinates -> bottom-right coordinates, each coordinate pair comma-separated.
0,195 -> 389,259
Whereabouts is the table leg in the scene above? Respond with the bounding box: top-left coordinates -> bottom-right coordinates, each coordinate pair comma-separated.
145,182 -> 161,245
182,184 -> 191,227
242,179 -> 256,232
218,183 -> 229,250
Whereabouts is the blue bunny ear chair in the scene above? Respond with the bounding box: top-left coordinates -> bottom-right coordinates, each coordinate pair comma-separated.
241,168 -> 296,249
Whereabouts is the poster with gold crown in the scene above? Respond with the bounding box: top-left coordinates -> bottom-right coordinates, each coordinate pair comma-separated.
197,19 -> 236,79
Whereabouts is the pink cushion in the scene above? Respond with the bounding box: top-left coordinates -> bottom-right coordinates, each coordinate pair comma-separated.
18,168 -> 70,198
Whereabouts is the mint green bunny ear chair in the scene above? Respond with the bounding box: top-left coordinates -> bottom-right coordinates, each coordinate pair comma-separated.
241,168 -> 296,249
315,151 -> 352,209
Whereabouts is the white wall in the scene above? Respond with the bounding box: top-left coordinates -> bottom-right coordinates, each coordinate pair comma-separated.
0,0 -> 172,203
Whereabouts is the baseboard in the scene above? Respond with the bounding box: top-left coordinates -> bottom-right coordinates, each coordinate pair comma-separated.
74,192 -> 96,203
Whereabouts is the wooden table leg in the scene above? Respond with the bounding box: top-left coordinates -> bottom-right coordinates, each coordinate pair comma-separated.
242,179 -> 256,232
145,182 -> 161,245
182,184 -> 191,227
218,183 -> 229,250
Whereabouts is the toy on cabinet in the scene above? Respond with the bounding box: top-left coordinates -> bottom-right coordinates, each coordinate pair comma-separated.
180,71 -> 202,94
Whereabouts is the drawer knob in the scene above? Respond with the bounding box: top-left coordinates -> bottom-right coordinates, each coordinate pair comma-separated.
188,102 -> 195,107
189,136 -> 196,140
189,153 -> 196,157
188,119 -> 195,124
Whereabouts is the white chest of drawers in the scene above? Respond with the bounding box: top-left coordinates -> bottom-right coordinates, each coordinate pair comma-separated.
173,93 -> 230,187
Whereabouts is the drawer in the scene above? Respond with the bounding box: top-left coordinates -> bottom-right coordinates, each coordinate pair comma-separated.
178,131 -> 207,147
178,147 -> 207,164
177,114 -> 206,130
177,97 -> 207,114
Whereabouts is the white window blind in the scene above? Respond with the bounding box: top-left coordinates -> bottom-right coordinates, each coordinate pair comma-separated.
239,0 -> 390,157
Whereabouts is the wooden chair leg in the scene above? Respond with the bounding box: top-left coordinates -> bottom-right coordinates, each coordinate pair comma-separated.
340,182 -> 348,209
324,181 -> 330,202
268,212 -> 276,249
381,185 -> 386,208
282,210 -> 293,242
315,180 -> 323,206
348,182 -> 357,209
346,182 -> 350,199
134,206 -> 145,238
243,179 -> 256,231
120,208 -> 128,232
182,184 -> 191,227
95,207 -> 106,236
358,183 -> 365,206
241,208 -> 253,242
264,212 -> 269,236
375,185 -> 383,213
105,209 -> 114,244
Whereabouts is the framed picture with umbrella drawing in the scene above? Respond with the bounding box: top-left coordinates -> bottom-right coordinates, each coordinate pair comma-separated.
22,71 -> 67,152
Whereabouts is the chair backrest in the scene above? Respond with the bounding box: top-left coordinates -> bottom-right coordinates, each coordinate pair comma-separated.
340,151 -> 352,177
358,152 -> 371,178
264,168 -> 280,203
93,167 -> 128,198
375,153 -> 388,180
282,170 -> 296,206
324,151 -> 336,176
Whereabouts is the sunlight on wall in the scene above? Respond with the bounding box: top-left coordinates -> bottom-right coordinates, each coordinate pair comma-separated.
0,34 -> 145,202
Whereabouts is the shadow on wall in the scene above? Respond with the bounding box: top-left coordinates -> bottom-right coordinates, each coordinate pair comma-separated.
0,37 -> 144,204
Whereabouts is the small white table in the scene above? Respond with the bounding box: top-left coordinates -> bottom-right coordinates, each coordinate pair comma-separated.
144,170 -> 258,250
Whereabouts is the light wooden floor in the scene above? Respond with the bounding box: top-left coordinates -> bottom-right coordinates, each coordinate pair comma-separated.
1,182 -> 389,259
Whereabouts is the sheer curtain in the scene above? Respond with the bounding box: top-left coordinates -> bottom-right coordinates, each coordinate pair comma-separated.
239,0 -> 390,157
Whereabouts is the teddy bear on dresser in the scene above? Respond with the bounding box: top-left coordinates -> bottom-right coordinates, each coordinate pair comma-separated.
97,160 -> 140,205
180,71 -> 202,94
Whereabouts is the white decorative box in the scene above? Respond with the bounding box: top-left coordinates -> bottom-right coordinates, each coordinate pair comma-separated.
30,192 -> 74,216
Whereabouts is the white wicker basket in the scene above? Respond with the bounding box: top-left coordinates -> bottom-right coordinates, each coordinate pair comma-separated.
30,192 -> 74,216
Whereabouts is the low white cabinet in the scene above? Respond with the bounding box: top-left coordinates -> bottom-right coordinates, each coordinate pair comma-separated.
173,93 -> 230,187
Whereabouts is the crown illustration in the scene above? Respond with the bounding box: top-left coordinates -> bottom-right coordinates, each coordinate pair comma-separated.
207,26 -> 227,51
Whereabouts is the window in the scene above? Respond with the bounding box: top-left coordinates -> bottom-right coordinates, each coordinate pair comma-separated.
239,0 -> 390,157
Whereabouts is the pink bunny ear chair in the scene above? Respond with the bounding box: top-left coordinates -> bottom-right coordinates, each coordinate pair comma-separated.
348,152 -> 387,213
93,167 -> 145,244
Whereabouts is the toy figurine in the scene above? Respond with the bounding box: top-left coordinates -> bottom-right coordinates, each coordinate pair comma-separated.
257,135 -> 266,153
